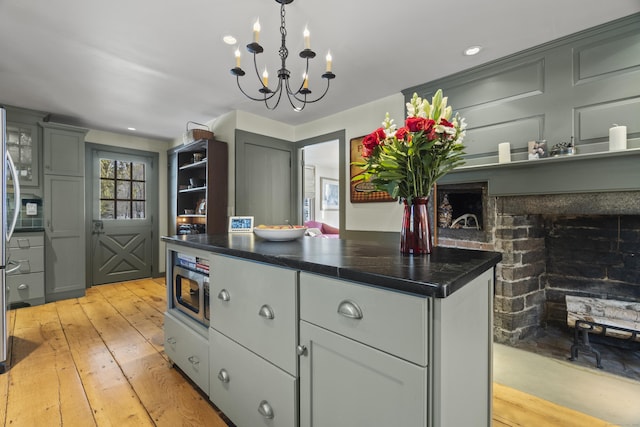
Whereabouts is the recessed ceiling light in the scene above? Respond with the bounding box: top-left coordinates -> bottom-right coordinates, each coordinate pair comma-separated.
127,127 -> 136,131
223,35 -> 237,45
464,46 -> 482,56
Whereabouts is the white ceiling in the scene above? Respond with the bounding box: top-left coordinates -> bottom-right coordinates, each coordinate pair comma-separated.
0,1 -> 638,141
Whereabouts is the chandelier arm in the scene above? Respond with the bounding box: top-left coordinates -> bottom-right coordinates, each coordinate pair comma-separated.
291,78 -> 332,104
236,76 -> 279,102
283,79 -> 306,111
264,86 -> 285,110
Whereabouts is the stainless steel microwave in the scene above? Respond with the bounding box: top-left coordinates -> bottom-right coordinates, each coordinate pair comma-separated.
172,265 -> 209,326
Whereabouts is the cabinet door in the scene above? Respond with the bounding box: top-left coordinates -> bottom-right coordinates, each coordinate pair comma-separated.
211,255 -> 298,375
42,124 -> 86,176
299,321 -> 427,427
210,328 -> 297,427
6,121 -> 39,187
44,175 -> 85,300
164,312 -> 209,394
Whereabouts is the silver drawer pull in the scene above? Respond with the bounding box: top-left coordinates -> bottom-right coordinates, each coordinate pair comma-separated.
337,300 -> 363,319
217,289 -> 230,301
218,368 -> 230,383
187,355 -> 199,366
258,304 -> 275,320
17,284 -> 28,290
166,337 -> 177,345
258,400 -> 274,419
296,345 -> 308,357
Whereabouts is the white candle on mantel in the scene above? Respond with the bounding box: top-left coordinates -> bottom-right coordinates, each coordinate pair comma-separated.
609,124 -> 627,151
498,142 -> 511,163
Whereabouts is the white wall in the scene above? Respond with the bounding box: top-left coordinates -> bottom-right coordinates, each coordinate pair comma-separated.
85,129 -> 170,273
295,93 -> 406,232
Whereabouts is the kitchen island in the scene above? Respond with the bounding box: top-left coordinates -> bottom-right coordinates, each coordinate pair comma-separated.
162,233 -> 501,427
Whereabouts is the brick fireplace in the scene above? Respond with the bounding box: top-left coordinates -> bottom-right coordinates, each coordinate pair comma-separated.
436,188 -> 640,344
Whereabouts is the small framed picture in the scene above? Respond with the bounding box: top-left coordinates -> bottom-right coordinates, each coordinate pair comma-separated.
228,216 -> 254,232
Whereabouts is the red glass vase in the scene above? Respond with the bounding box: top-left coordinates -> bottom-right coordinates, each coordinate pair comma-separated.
400,197 -> 432,255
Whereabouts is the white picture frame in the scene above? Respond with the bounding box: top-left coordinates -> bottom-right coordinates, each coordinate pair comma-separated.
320,177 -> 339,211
228,216 -> 254,232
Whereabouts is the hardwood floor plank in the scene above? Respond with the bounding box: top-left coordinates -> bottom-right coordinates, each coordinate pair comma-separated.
55,298 -> 154,426
80,284 -> 226,426
492,383 -> 615,427
92,283 -> 165,353
6,305 -> 95,426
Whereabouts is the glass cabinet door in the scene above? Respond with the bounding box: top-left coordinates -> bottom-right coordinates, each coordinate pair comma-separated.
6,122 -> 38,187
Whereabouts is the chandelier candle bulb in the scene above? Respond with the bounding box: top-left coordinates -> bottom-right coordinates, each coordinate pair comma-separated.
235,48 -> 241,68
253,19 -> 260,43
303,26 -> 310,49
609,124 -> 627,151
262,68 -> 269,87
325,51 -> 332,72
498,142 -> 511,163
303,73 -> 309,89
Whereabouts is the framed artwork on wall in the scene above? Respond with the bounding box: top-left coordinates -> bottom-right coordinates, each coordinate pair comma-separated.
320,177 -> 339,211
349,135 -> 395,203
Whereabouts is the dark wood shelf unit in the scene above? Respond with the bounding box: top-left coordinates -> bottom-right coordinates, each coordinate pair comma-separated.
172,139 -> 228,234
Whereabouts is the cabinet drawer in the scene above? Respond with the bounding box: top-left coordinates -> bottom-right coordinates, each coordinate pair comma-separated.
210,328 -> 297,427
7,272 -> 45,303
299,272 -> 429,366
9,233 -> 44,249
7,246 -> 44,275
164,311 -> 210,394
211,255 -> 298,375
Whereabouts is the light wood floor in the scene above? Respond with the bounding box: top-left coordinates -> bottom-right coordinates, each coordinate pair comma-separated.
0,278 -> 615,426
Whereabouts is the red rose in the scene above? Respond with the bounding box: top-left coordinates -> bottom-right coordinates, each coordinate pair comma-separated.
395,127 -> 409,141
361,129 -> 384,158
405,117 -> 426,132
439,118 -> 454,128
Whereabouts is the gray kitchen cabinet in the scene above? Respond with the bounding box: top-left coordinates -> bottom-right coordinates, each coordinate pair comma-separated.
299,321 -> 427,426
7,232 -> 45,306
42,123 -> 88,302
209,254 -> 298,427
6,121 -> 39,188
164,311 -> 209,394
41,122 -> 86,176
298,270 -> 494,427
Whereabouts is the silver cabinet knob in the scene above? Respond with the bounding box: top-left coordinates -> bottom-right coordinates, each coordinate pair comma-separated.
258,304 -> 275,319
218,289 -> 230,301
187,355 -> 199,366
217,368 -> 230,383
17,283 -> 28,290
258,400 -> 274,419
337,300 -> 363,319
166,337 -> 177,345
296,345 -> 308,356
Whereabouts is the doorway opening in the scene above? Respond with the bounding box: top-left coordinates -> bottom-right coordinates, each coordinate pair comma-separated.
301,139 -> 340,233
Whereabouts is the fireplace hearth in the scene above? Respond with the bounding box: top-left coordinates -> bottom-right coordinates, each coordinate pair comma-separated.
437,190 -> 640,349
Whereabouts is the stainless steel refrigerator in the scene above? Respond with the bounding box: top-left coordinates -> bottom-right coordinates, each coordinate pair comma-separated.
0,106 -> 22,373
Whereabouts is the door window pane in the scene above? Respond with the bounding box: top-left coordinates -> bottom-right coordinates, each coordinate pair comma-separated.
99,158 -> 147,220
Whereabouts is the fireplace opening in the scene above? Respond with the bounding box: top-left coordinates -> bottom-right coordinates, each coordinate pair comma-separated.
436,182 -> 489,242
436,190 -> 640,380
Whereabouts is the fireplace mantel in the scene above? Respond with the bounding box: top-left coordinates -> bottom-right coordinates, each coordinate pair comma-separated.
439,148 -> 640,197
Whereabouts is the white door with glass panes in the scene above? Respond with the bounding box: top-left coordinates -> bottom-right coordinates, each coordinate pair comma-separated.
90,150 -> 153,285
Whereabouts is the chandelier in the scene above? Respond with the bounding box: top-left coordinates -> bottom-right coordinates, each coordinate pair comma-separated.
230,0 -> 335,111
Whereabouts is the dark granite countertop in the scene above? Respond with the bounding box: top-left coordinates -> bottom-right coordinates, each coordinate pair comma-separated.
163,233 -> 501,298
